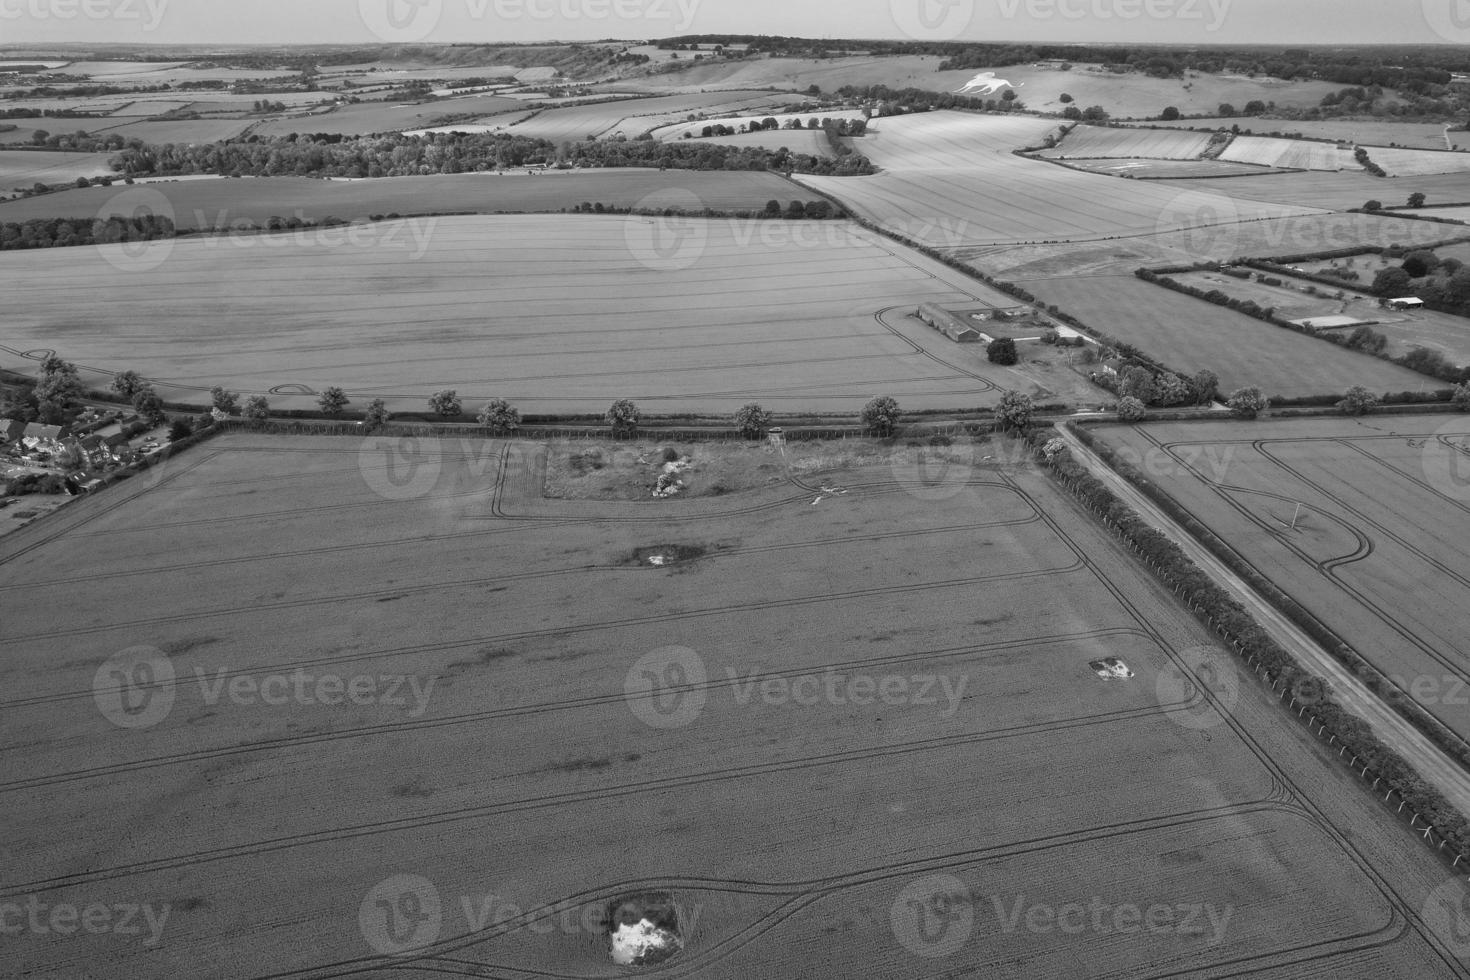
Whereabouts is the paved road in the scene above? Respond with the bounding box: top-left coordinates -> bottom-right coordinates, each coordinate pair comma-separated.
1055,423 -> 1470,818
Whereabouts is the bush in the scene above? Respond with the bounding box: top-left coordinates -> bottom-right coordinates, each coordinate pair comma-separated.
987,337 -> 1018,365
168,417 -> 194,441
241,394 -> 270,425
733,402 -> 770,439
1227,386 -> 1269,419
607,398 -> 640,437
1337,385 -> 1380,416
861,395 -> 901,437
1454,382 -> 1470,410
364,398 -> 391,430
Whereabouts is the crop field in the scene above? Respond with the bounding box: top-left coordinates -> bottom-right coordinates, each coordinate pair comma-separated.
1171,270 -> 1470,365
505,91 -> 794,142
1035,125 -> 1212,159
795,111 -> 1318,248
251,97 -> 526,138
1143,117 -> 1463,151
1151,170 -> 1470,212
1368,147 -> 1470,178
0,170 -> 799,226
1092,415 -> 1470,744
0,149 -> 114,191
0,431 -> 1460,977
91,118 -> 255,144
1220,136 -> 1364,172
1404,206 -> 1470,222
0,214 -> 1107,413
1057,158 -> 1278,179
1012,274 -> 1434,397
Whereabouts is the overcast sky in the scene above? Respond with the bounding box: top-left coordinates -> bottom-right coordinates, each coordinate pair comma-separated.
0,0 -> 1463,48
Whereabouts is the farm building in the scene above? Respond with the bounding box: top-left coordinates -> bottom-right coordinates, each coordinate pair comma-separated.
1386,297 -> 1424,310
0,417 -> 25,446
916,302 -> 983,343
21,422 -> 68,453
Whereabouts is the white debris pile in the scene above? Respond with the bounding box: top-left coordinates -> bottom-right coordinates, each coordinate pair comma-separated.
653,457 -> 691,498
1089,657 -> 1134,680
610,917 -> 683,966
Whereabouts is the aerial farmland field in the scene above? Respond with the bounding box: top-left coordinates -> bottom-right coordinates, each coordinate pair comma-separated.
0,431 -> 1461,977
1143,116 -> 1463,151
794,111 -> 1318,247
1219,136 -> 1364,172
1368,146 -> 1470,178
1035,125 -> 1212,160
1,214 -> 1101,413
1055,158 -> 1279,179
1012,274 -> 1435,397
0,150 -> 115,192
1089,415 -> 1470,746
505,91 -> 796,141
0,169 -> 800,226
251,97 -> 526,138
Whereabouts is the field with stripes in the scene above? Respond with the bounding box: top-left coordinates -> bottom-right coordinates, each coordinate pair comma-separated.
2,213 -> 1100,415
0,432 -> 1461,977
1089,416 -> 1470,747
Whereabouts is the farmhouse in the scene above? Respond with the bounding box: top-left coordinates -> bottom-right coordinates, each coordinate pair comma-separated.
916,302 -> 982,343
21,422 -> 69,453
0,417 -> 25,447
1386,297 -> 1424,311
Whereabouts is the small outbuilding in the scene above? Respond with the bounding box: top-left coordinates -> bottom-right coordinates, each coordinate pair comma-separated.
1386,297 -> 1424,311
916,302 -> 983,343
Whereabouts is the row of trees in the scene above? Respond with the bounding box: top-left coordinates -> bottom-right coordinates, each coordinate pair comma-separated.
0,215 -> 176,251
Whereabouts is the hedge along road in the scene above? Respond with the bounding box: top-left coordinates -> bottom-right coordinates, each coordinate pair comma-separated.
1054,422 -> 1470,818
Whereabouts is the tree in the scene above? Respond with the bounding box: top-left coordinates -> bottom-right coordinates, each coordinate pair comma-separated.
1337,385 -> 1379,416
316,386 -> 350,416
132,386 -> 166,427
34,359 -> 82,421
861,395 -> 901,437
111,370 -> 145,400
996,390 -> 1033,432
210,385 -> 240,414
240,394 -> 270,425
1059,93 -> 1074,103
169,417 -> 195,441
364,398 -> 391,430
733,402 -> 770,439
1191,369 -> 1220,404
1119,365 -> 1156,404
1160,106 -> 1180,120
1081,105 -> 1108,122
607,398 -> 641,437
1371,267 -> 1413,297
987,337 -> 1018,365
1244,99 -> 1266,115
763,199 -> 781,217
1218,102 -> 1237,117
428,389 -> 461,418
1227,386 -> 1269,419
55,443 -> 86,473
1117,396 -> 1147,422
1408,191 -> 1427,208
1452,381 -> 1470,410
476,398 -> 520,433
1062,106 -> 1082,120
785,200 -> 806,219
1401,250 -> 1438,278
1363,199 -> 1383,211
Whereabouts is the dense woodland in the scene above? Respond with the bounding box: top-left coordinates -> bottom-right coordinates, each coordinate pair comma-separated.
102,129 -> 877,179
